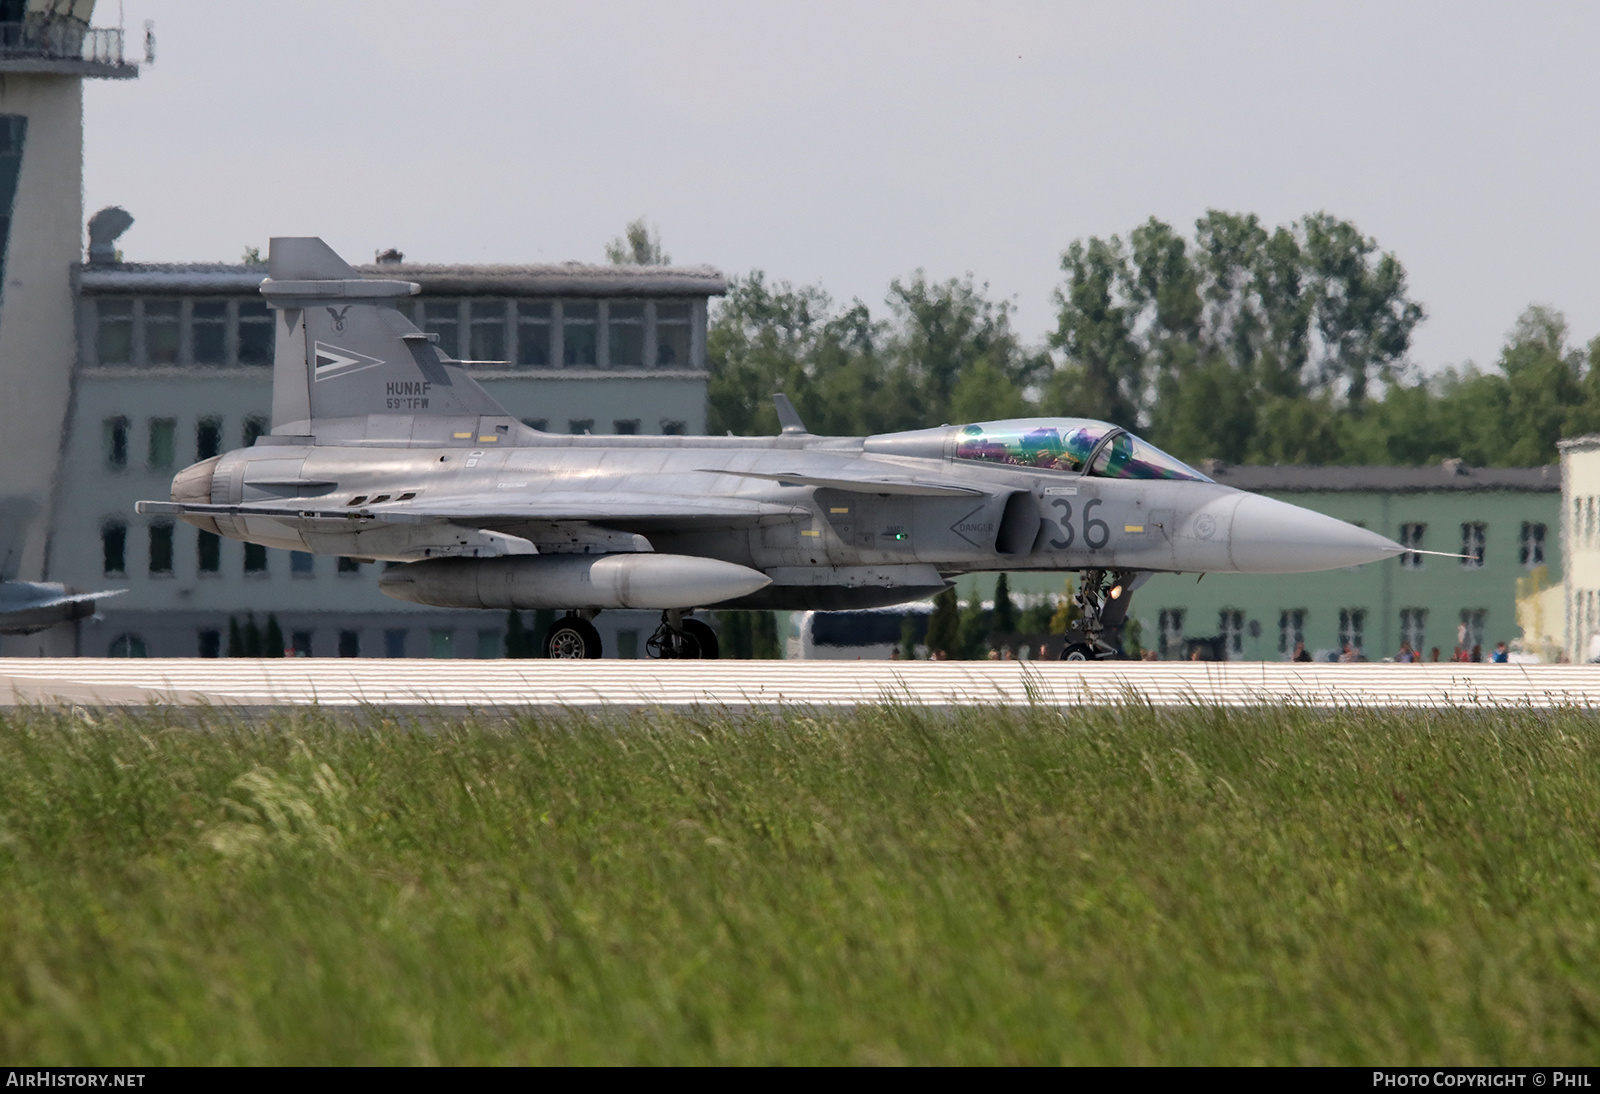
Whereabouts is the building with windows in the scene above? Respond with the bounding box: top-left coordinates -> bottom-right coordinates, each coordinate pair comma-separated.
39,258 -> 725,658
1556,435 -> 1600,662
0,0 -> 137,654
0,1 -> 736,658
975,462 -> 1561,661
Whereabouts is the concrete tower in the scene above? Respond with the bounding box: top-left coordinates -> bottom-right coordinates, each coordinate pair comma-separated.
0,0 -> 135,652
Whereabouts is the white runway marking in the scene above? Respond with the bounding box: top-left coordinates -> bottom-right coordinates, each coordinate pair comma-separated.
0,659 -> 1597,710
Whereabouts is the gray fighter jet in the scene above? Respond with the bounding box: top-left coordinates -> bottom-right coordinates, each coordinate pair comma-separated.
0,581 -> 124,636
137,238 -> 1411,660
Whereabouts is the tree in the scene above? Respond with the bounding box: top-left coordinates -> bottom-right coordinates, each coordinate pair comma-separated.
264,614 -> 285,658
1046,237 -> 1142,427
707,273 -> 887,437
505,610 -> 536,658
957,595 -> 990,660
1301,213 -> 1424,410
605,217 -> 669,265
715,612 -> 781,658
926,587 -> 960,658
241,612 -> 262,658
991,573 -> 1016,636
884,272 -> 1043,427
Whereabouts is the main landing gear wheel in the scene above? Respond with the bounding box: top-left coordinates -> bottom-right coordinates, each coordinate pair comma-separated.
681,619 -> 719,660
1060,643 -> 1094,661
545,615 -> 602,659
646,611 -> 720,659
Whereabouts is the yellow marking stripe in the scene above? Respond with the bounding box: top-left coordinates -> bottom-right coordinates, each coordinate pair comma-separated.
830,507 -> 850,514
801,529 -> 821,537
478,435 -> 499,442
1125,524 -> 1144,533
453,432 -> 472,439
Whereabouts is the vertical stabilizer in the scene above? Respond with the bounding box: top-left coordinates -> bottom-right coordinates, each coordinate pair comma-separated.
261,236 -> 510,433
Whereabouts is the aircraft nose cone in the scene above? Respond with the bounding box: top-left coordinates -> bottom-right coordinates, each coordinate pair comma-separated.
1228,493 -> 1404,573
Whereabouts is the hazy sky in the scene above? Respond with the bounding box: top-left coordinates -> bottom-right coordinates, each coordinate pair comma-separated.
83,1 -> 1600,373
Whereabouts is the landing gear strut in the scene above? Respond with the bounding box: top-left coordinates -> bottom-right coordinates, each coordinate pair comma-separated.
1060,569 -> 1144,661
647,609 -> 720,660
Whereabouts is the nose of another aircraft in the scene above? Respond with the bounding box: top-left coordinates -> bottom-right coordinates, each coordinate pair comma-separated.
1228,493 -> 1405,574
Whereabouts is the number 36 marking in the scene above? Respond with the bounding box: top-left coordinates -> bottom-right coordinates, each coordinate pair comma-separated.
1048,496 -> 1110,550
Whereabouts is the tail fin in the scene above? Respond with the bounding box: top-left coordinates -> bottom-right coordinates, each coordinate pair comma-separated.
263,237 -> 509,433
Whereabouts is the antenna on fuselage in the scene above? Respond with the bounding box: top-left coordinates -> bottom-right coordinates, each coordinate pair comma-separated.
772,393 -> 810,436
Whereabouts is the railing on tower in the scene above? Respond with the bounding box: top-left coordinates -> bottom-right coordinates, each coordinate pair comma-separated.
0,23 -> 124,66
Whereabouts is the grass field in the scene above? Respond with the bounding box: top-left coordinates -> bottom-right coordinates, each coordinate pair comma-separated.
2,702 -> 1599,1065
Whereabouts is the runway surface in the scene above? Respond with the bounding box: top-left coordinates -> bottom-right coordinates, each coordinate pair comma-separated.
1,658 -> 1598,710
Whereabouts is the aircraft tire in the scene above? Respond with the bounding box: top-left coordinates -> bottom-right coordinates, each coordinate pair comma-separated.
1060,643 -> 1094,662
681,619 -> 719,660
545,617 -> 602,659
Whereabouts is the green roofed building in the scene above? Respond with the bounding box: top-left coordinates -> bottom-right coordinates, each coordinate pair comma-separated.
981,461 -> 1561,662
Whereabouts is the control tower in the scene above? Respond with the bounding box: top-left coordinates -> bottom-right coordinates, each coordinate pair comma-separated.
0,0 -> 136,652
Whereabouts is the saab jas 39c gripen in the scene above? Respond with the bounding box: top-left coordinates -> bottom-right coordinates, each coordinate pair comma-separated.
138,238 -> 1410,660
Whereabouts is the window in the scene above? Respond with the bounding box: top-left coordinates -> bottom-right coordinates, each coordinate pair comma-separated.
96,298 -> 133,364
660,419 -> 687,436
102,521 -> 126,575
1521,522 -> 1546,568
1461,523 -> 1486,569
568,418 -> 594,435
197,629 -> 221,658
656,302 -> 691,367
337,556 -> 362,574
562,302 -> 597,366
243,416 -> 268,447
1278,609 -> 1306,657
517,302 -> 552,366
608,301 -> 644,367
290,551 -> 314,576
237,300 -> 274,365
192,300 -> 226,364
1399,523 -> 1425,569
476,629 -> 501,658
107,633 -> 147,658
197,530 -> 220,573
1400,608 -> 1427,653
613,419 -> 640,435
148,418 -> 176,469
468,301 -> 506,362
143,299 -> 180,364
423,301 -> 460,358
103,416 -> 128,469
384,628 -> 407,658
1158,608 -> 1184,658
1339,608 -> 1366,653
243,542 -> 267,573
290,630 -> 313,657
617,629 -> 639,659
429,629 -> 454,658
1458,609 -> 1487,652
338,630 -> 361,658
1219,609 -> 1243,660
148,523 -> 174,575
197,417 -> 222,460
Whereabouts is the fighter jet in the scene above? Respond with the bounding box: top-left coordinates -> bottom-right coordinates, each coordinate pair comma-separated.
137,238 -> 1410,660
0,581 -> 124,636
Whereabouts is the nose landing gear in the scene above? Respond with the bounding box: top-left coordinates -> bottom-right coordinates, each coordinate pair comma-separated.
646,609 -> 720,660
1059,569 -> 1144,661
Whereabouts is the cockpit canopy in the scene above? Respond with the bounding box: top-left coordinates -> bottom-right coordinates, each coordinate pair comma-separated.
953,418 -> 1212,482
